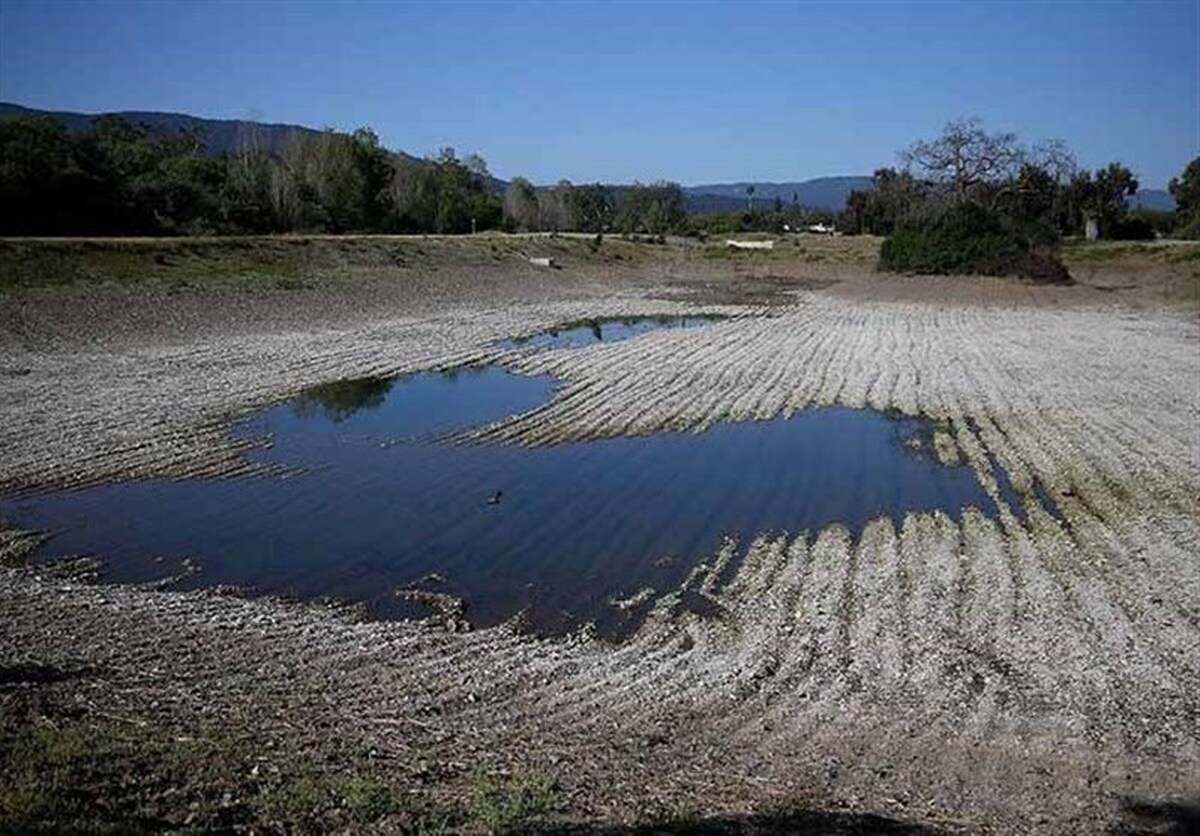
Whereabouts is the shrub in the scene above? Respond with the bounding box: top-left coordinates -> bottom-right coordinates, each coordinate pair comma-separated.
1021,251 -> 1073,284
1175,213 -> 1200,240
1109,215 -> 1157,241
1126,208 -> 1175,237
880,203 -> 1023,274
879,202 -> 1071,283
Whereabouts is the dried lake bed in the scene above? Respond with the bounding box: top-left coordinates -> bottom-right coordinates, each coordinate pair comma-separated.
2,346 -> 1005,636
2,241 -> 1198,833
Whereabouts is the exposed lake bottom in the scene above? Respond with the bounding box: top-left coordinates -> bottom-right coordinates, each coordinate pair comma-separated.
1,357 -> 1004,635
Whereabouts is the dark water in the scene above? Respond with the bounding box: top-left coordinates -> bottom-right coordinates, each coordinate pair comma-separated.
1,367 -> 1001,635
495,315 -> 725,351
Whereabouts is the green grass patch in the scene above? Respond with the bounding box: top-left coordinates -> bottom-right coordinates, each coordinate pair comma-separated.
0,234 -> 663,293
0,704 -> 569,834
1060,241 -> 1161,262
1060,240 -> 1200,263
469,763 -> 561,834
0,238 -> 311,292
0,716 -> 219,833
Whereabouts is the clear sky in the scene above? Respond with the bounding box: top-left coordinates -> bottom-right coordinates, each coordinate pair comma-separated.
1,0 -> 1196,188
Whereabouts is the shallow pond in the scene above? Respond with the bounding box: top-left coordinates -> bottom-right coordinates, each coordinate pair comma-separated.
494,314 -> 726,351
0,363 -> 1003,635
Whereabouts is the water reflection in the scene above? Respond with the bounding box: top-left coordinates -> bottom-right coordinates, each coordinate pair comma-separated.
496,314 -> 726,351
1,367 -> 1001,636
294,377 -> 395,423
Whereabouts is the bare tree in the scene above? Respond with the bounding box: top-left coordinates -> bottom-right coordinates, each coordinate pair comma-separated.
900,117 -> 1025,203
388,155 -> 435,230
234,121 -> 263,161
537,179 -> 575,232
618,180 -> 686,236
503,176 -> 539,232
309,130 -> 366,230
1030,138 -> 1077,185
269,137 -> 302,228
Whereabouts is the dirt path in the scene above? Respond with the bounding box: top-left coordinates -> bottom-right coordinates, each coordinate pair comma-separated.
1,241 -> 1198,833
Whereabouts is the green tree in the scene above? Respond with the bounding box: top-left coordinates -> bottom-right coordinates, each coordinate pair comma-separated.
569,183 -> 615,242
1067,163 -> 1138,238
0,116 -> 81,234
433,148 -> 479,233
145,153 -> 226,234
294,130 -> 369,232
996,163 -> 1061,247
388,154 -> 438,231
350,127 -> 394,230
1093,163 -> 1138,235
222,146 -> 275,232
0,114 -> 233,235
843,168 -> 926,236
1169,157 -> 1200,216
382,148 -> 496,234
1168,157 -> 1200,238
876,119 -> 1077,280
616,181 -> 685,236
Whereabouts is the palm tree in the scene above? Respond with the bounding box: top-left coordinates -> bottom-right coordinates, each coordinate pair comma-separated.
746,184 -> 756,213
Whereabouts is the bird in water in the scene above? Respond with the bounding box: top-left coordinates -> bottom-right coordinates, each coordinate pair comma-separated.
487,490 -> 503,506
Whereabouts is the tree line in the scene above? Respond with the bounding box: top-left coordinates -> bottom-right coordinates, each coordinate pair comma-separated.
823,118 -> 1199,280
0,114 -> 695,239
0,115 -> 504,236
844,118 -> 1196,243
3,112 -> 1195,246
503,178 -> 688,241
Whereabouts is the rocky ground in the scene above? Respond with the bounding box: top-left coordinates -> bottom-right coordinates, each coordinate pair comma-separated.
1,235 -> 1198,833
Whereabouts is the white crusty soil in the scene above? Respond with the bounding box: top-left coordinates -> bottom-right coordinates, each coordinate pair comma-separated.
2,252 -> 1198,833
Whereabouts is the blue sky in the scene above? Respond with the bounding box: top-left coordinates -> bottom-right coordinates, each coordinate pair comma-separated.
1,0 -> 1196,188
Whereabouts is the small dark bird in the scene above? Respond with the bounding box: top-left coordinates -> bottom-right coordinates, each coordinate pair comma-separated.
487,490 -> 503,506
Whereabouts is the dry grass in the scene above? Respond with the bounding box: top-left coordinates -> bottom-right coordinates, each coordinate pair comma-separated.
1061,239 -> 1200,308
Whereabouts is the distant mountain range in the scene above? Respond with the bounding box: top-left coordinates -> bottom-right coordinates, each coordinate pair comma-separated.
683,177 -> 874,213
1,102 -> 1174,213
1128,190 -> 1174,212
0,101 -> 319,157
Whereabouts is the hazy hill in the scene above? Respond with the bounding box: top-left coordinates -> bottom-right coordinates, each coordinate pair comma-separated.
1128,189 -> 1174,211
682,193 -> 759,215
0,102 -> 516,189
683,176 -> 873,213
0,101 -> 321,157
